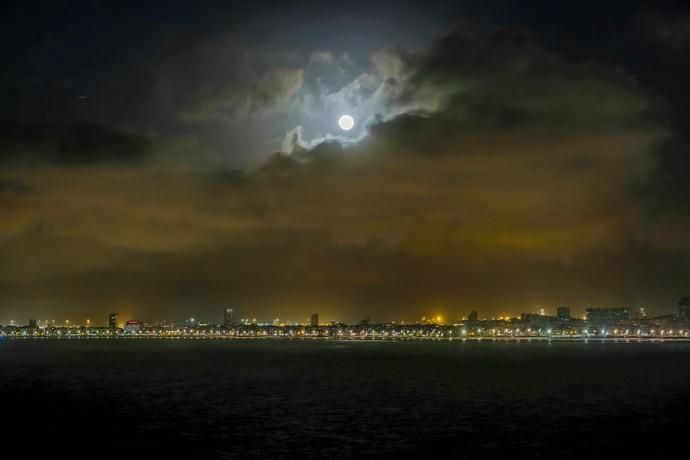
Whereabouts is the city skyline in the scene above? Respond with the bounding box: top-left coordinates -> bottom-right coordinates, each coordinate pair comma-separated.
4,300 -> 689,328
4,304 -> 690,342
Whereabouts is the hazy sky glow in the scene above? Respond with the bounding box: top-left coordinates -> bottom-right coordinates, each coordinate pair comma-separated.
1,0 -> 690,324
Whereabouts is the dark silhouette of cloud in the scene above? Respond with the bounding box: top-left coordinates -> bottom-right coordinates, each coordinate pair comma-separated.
0,122 -> 152,166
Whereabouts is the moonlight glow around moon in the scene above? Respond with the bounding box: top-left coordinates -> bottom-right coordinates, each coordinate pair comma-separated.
338,114 -> 355,131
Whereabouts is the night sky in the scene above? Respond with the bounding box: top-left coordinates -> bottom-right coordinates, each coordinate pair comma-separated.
2,0 -> 690,324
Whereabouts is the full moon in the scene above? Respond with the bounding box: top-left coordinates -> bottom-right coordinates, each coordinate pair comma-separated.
338,114 -> 355,131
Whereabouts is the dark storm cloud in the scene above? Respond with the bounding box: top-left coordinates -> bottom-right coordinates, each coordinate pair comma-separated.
629,11 -> 690,216
0,122 -> 152,166
641,13 -> 690,50
396,26 -> 650,133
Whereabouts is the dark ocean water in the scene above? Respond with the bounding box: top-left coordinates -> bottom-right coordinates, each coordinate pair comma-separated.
1,339 -> 689,459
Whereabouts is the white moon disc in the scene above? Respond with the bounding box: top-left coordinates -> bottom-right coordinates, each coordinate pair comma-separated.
338,114 -> 355,131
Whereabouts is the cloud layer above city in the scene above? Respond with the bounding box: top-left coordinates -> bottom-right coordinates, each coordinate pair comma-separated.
2,1 -> 690,323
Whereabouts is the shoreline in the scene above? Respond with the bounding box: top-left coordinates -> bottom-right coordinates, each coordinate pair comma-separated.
2,335 -> 690,343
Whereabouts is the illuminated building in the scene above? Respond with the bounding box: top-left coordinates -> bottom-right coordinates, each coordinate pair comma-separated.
556,307 -> 571,321
124,320 -> 141,334
224,308 -> 234,327
585,308 -> 631,322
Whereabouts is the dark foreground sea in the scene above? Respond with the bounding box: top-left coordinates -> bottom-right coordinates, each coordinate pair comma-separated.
1,339 -> 689,459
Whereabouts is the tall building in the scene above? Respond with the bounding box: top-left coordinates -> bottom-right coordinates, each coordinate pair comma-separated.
468,310 -> 478,322
679,297 -> 690,320
28,319 -> 37,329
108,312 -> 118,329
556,307 -> 571,321
224,308 -> 234,327
310,313 -> 319,327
